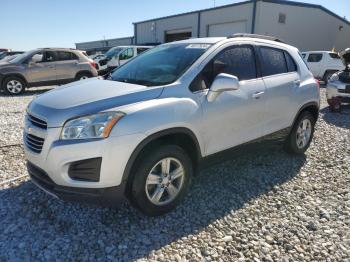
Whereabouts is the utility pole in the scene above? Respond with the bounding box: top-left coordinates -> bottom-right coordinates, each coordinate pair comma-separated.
213,0 -> 216,7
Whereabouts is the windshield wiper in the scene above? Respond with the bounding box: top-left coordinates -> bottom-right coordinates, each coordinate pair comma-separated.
112,78 -> 158,87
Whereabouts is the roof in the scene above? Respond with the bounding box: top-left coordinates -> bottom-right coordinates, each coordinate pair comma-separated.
134,0 -> 350,26
169,37 -> 226,44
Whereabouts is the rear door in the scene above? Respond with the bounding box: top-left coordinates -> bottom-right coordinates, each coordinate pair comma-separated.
26,51 -> 57,83
55,51 -> 80,81
258,46 -> 300,135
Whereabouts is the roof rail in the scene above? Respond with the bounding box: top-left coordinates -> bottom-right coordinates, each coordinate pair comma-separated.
228,33 -> 285,43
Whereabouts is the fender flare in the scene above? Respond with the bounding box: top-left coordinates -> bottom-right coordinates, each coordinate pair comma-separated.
121,127 -> 202,185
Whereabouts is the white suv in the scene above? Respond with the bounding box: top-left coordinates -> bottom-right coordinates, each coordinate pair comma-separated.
301,51 -> 344,83
24,34 -> 320,216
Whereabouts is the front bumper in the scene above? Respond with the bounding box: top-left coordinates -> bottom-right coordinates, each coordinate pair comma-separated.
27,161 -> 125,206
326,82 -> 350,103
23,121 -> 146,205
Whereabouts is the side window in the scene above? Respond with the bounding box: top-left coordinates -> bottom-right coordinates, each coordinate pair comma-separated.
284,51 -> 297,72
119,48 -> 134,60
307,53 -> 323,62
137,48 -> 149,54
260,47 -> 288,76
301,53 -> 306,59
43,51 -> 56,62
57,51 -> 78,61
189,45 -> 257,92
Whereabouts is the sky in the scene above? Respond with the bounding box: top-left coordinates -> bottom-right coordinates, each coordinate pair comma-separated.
1,0 -> 349,51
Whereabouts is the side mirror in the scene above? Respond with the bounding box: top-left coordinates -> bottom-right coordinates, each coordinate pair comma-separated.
207,73 -> 239,102
31,54 -> 43,63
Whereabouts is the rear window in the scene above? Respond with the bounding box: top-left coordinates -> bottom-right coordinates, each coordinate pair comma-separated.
329,53 -> 340,59
284,51 -> 297,72
260,47 -> 288,76
307,53 -> 323,62
56,51 -> 78,61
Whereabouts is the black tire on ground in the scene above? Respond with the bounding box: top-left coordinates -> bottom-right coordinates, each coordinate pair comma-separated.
284,111 -> 316,154
323,70 -> 337,85
129,145 -> 193,216
75,72 -> 92,81
327,98 -> 342,113
2,76 -> 26,95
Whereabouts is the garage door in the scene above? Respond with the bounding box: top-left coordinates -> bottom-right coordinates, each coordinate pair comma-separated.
208,21 -> 247,37
165,28 -> 192,43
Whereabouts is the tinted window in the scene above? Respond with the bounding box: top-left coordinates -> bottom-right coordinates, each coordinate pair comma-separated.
137,48 -> 149,54
260,47 -> 288,76
57,51 -> 78,61
214,46 -> 257,80
190,45 -> 257,92
307,53 -> 323,62
284,51 -> 297,72
43,51 -> 56,62
329,53 -> 340,59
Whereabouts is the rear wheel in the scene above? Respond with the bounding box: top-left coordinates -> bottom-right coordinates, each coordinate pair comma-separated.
75,72 -> 92,81
284,111 -> 315,154
3,76 -> 26,95
129,145 -> 193,216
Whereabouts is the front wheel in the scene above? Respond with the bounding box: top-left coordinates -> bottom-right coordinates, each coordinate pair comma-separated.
3,76 -> 26,95
130,145 -> 193,216
284,111 -> 315,154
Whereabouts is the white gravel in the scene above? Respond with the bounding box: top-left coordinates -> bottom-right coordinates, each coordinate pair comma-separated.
0,88 -> 349,261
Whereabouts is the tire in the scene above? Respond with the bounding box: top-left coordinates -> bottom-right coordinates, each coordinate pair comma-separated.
284,111 -> 316,154
2,76 -> 26,95
323,70 -> 337,85
129,145 -> 193,216
327,98 -> 342,113
75,72 -> 92,81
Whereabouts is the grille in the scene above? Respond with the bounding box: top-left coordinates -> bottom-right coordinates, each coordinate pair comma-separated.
339,85 -> 350,94
338,71 -> 350,84
24,133 -> 45,153
27,114 -> 47,129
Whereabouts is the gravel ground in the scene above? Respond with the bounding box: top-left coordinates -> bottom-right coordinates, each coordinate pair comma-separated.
0,88 -> 349,261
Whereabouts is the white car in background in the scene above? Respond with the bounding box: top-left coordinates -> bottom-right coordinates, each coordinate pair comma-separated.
302,51 -> 344,83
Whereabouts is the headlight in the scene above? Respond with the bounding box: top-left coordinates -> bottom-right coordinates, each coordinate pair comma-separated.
61,112 -> 125,140
329,73 -> 339,82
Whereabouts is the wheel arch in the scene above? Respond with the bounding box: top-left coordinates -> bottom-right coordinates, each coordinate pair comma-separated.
1,73 -> 28,88
122,127 -> 202,197
292,102 -> 319,127
75,70 -> 93,79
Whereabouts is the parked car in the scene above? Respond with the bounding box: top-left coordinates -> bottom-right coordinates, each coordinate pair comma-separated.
0,48 -> 98,95
0,51 -> 24,61
98,45 -> 153,74
24,34 -> 319,216
0,54 -> 20,62
301,51 -> 344,83
326,48 -> 350,112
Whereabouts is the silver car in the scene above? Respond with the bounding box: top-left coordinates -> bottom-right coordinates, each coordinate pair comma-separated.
0,48 -> 98,95
24,35 -> 319,216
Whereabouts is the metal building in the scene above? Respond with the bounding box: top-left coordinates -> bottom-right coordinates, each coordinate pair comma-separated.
133,0 -> 350,51
75,36 -> 134,54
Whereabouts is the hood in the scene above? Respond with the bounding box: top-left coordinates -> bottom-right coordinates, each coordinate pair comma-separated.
28,77 -> 163,127
340,48 -> 350,66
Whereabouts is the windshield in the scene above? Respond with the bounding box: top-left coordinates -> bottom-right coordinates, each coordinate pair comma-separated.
105,47 -> 123,59
9,50 -> 35,63
109,43 -> 211,87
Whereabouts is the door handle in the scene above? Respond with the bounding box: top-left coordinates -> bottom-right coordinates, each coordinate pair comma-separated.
252,91 -> 264,99
294,80 -> 301,86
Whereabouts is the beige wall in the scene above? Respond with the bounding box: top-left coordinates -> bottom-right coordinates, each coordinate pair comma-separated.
255,1 -> 350,51
199,3 -> 253,37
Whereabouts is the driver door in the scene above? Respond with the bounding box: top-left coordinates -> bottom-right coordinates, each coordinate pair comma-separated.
197,45 -> 267,155
26,51 -> 57,84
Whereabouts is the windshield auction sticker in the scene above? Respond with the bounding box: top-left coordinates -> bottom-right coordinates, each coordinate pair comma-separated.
186,44 -> 211,49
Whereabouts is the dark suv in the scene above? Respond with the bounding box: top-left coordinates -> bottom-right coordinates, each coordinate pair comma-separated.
0,48 -> 98,95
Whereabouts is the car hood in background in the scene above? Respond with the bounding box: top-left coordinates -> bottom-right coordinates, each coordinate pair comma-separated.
28,77 -> 164,127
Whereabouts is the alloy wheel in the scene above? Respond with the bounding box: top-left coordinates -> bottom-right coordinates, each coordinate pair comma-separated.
6,80 -> 23,94
145,157 -> 185,206
296,119 -> 312,149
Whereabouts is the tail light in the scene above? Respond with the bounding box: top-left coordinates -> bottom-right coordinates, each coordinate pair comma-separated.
89,61 -> 97,69
315,78 -> 320,88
